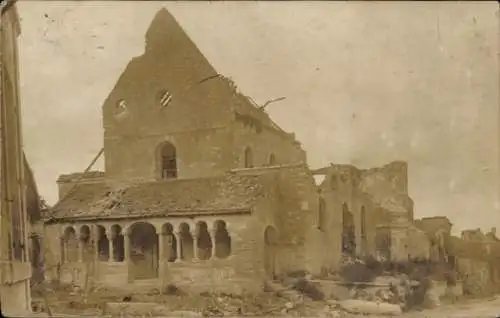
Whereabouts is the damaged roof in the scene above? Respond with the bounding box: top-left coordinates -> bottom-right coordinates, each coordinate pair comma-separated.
57,171 -> 105,182
46,174 -> 267,222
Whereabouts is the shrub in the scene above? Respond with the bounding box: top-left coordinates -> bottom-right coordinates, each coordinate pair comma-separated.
292,278 -> 324,301
339,262 -> 377,283
162,284 -> 185,296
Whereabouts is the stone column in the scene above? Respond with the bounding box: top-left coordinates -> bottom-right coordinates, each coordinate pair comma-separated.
78,239 -> 84,262
123,233 -> 130,261
158,233 -> 165,263
174,231 -> 182,262
108,231 -> 114,262
210,229 -> 217,259
61,237 -> 67,263
158,232 -> 166,290
92,226 -> 99,262
124,233 -> 132,282
191,230 -> 198,260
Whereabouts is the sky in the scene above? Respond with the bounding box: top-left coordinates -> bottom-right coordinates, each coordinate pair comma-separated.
16,1 -> 499,234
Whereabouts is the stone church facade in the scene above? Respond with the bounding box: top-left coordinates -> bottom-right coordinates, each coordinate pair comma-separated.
42,9 -> 418,294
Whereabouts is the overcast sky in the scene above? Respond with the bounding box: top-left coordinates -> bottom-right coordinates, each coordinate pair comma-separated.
16,1 -> 499,234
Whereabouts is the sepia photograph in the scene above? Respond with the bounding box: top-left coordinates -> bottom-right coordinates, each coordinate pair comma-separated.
0,1 -> 499,317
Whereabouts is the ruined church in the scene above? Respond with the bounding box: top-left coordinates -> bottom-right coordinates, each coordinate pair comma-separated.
42,9 -> 421,294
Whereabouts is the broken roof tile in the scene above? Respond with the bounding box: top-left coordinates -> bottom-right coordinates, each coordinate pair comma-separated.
46,174 -> 267,222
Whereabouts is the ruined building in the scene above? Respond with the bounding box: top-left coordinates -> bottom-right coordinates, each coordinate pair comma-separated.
43,9 -> 418,294
0,2 -> 42,315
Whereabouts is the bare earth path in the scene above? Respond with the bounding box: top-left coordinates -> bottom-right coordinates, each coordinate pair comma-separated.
402,296 -> 500,318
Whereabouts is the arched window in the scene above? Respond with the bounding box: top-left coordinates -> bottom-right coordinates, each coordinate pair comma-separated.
360,206 -> 368,255
159,142 -> 177,179
214,220 -> 231,258
360,207 -> 367,239
342,203 -> 356,256
318,197 -> 326,232
269,153 -> 276,166
244,147 -> 253,168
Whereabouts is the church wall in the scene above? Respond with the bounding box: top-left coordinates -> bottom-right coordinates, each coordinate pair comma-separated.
104,126 -> 233,181
313,166 -> 389,273
43,214 -> 271,294
231,120 -> 306,168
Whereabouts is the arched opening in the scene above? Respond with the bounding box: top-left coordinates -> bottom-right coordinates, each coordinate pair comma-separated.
96,225 -> 109,261
79,225 -> 92,262
129,222 -> 158,280
196,221 -> 212,260
342,203 -> 356,256
318,197 -> 326,232
30,235 -> 44,283
269,153 -> 276,166
162,223 -> 177,262
159,142 -> 177,179
360,207 -> 367,255
375,228 -> 391,261
62,227 -> 78,263
111,224 -> 124,262
264,226 -> 278,279
214,220 -> 231,258
244,147 -> 253,168
179,223 -> 194,261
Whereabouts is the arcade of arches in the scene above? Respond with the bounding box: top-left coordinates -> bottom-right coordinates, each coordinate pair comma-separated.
60,220 -> 232,279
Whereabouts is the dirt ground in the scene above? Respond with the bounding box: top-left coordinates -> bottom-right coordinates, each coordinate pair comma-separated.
31,282 -> 500,317
402,295 -> 500,318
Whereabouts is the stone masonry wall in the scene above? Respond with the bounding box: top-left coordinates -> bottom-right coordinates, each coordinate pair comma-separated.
43,214 -> 266,294
313,165 -> 389,271
104,126 -> 234,181
231,120 -> 305,169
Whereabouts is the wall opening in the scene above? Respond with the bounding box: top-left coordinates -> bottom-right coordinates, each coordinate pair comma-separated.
62,227 -> 78,263
159,141 -> 177,179
79,225 -> 92,262
196,221 -> 212,260
244,147 -> 253,168
162,223 -> 177,262
269,153 -> 276,166
360,206 -> 367,255
342,203 -> 356,256
375,228 -> 391,261
214,220 -> 231,258
96,225 -> 109,261
11,199 -> 23,261
129,222 -> 158,280
179,223 -> 194,261
264,226 -> 278,279
111,224 -> 124,262
30,235 -> 44,283
318,197 -> 326,232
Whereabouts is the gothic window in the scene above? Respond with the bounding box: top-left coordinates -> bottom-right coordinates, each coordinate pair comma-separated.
342,203 -> 356,256
360,206 -> 368,254
159,142 -> 177,179
244,147 -> 253,168
361,207 -> 367,239
269,153 -> 276,166
318,197 -> 326,232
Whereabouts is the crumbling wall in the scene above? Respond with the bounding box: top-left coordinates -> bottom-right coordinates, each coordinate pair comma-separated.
447,234 -> 500,297
407,226 -> 431,261
231,117 -> 306,169
56,171 -> 105,200
359,161 -> 409,197
42,224 -> 64,282
313,164 -> 390,271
